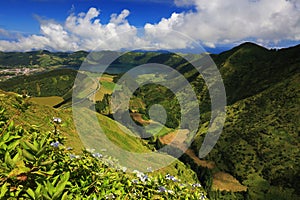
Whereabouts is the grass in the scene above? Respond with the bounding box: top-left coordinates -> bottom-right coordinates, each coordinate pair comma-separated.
212,172 -> 247,192
91,74 -> 120,101
30,96 -> 64,107
0,90 -> 202,183
0,90 -> 84,153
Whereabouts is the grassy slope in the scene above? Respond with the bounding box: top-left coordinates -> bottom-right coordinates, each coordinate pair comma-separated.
193,71 -> 300,199
1,43 -> 299,198
30,96 -> 64,107
0,90 -> 199,183
0,90 -> 83,153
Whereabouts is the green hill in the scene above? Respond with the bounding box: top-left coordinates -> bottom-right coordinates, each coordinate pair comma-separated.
0,91 -> 208,199
0,69 -> 79,98
0,42 -> 299,199
0,89 -> 202,186
213,42 -> 300,104
190,43 -> 300,199
0,50 -> 88,68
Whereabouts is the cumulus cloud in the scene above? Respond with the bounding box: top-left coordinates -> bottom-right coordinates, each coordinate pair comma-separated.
0,8 -> 144,51
154,0 -> 300,47
0,0 -> 299,51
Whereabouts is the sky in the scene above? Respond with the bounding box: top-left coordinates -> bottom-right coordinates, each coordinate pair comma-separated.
0,0 -> 299,53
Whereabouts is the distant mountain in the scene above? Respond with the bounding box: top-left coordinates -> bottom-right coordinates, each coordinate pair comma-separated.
0,50 -> 88,67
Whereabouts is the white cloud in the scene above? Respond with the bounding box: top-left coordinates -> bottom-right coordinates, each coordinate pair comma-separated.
152,0 -> 300,48
0,8 -> 144,51
0,1 -> 299,51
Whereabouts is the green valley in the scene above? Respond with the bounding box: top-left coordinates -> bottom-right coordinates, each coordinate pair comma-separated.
0,42 -> 299,199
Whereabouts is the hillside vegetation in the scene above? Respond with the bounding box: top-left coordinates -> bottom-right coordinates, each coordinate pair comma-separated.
192,43 -> 300,199
0,69 -> 79,98
0,50 -> 87,68
0,42 -> 299,199
0,90 -> 208,199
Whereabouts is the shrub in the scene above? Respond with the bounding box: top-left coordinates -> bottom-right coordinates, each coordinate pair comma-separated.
0,109 -> 208,199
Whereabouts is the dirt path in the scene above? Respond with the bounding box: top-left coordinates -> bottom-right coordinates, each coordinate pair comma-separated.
158,129 -> 189,150
184,149 -> 215,169
159,130 -> 247,192
130,113 -> 150,126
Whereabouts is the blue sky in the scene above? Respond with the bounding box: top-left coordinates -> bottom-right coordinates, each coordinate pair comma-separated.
0,0 -> 187,34
0,0 -> 299,52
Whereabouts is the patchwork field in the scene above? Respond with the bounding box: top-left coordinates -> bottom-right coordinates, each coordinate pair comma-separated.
30,96 -> 64,107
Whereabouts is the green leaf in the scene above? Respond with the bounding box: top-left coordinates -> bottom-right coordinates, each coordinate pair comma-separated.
32,169 -> 56,176
45,180 -> 55,196
39,134 -> 50,148
7,140 -> 20,152
52,172 -> 70,199
7,121 -> 14,131
61,192 -> 68,200
33,140 -> 39,150
2,131 -> 10,142
36,146 -> 47,157
40,160 -> 55,166
26,188 -> 35,200
23,140 -> 39,153
8,160 -> 30,177
22,149 -> 35,161
35,183 -> 42,198
12,152 -> 20,163
127,180 -> 132,187
0,182 -> 8,199
42,193 -> 52,200
61,122 -> 68,127
4,151 -> 14,168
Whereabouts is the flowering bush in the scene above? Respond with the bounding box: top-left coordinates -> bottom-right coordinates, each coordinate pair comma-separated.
0,108 -> 208,199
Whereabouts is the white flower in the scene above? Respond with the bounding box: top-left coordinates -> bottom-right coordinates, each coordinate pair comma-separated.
105,193 -> 115,199
139,174 -> 149,182
92,152 -> 103,159
121,167 -> 127,173
50,141 -> 60,148
131,179 -> 138,184
133,170 -> 141,174
147,167 -> 153,172
86,148 -> 95,153
192,183 -> 202,187
53,117 -> 62,124
200,193 -> 206,199
165,174 -> 178,182
158,186 -> 166,193
69,154 -> 80,159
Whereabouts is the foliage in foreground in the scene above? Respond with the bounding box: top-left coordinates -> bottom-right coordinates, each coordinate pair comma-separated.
0,108 -> 208,199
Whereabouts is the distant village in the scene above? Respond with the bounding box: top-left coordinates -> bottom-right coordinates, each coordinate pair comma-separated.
0,67 -> 44,81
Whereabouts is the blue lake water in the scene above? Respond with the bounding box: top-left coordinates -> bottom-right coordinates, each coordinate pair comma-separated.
64,63 -> 171,76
